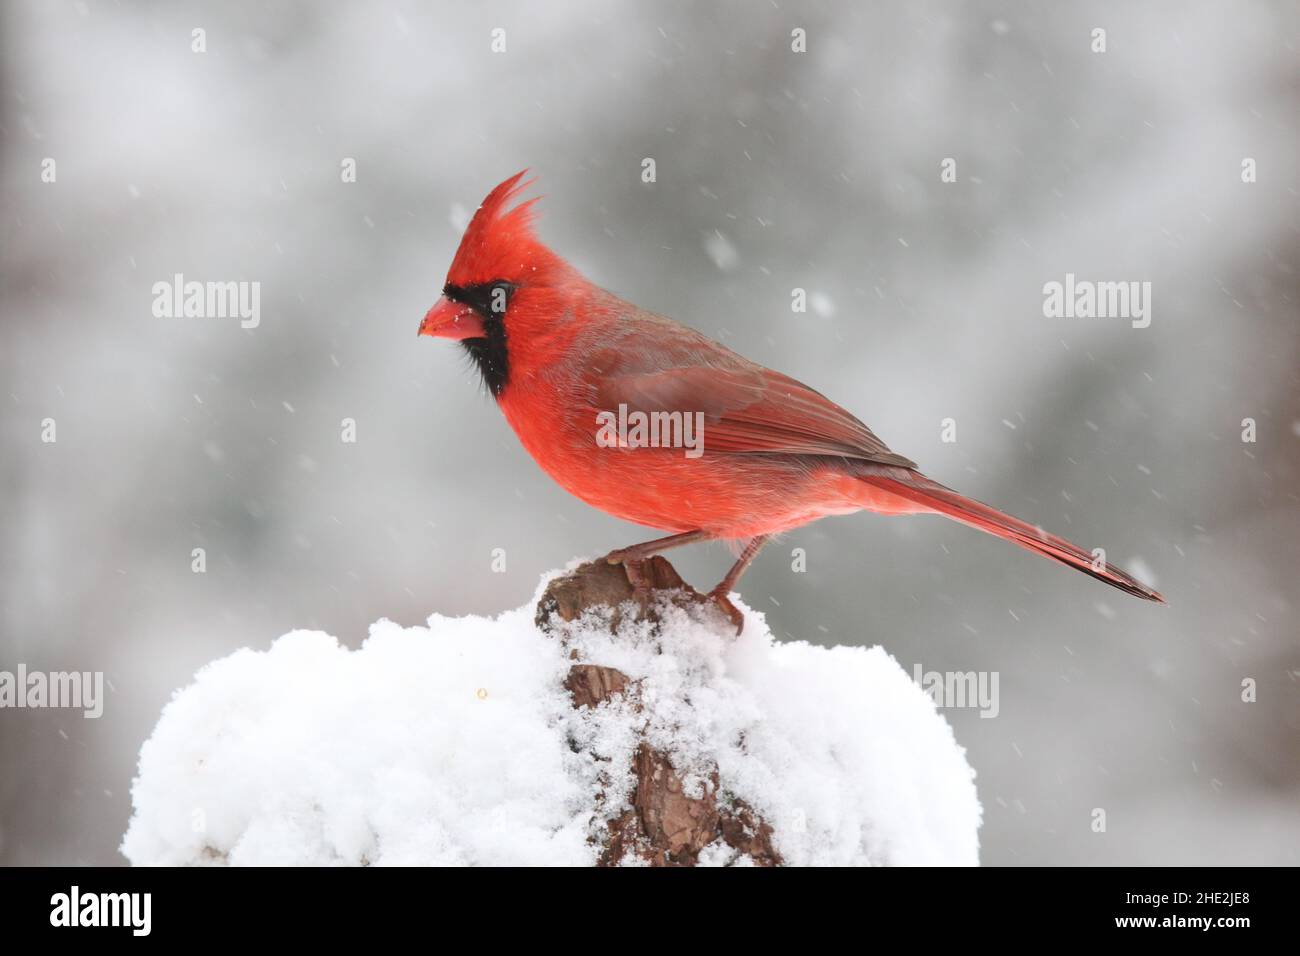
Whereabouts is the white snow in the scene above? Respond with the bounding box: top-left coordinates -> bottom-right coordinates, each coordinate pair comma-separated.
809,291 -> 837,318
121,570 -> 982,866
703,230 -> 739,271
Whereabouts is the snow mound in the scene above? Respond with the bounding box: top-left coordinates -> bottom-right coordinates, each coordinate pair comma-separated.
122,572 -> 981,866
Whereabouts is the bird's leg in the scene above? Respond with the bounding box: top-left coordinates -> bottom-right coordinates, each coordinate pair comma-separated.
603,530 -> 765,635
708,535 -> 768,634
710,535 -> 769,596
603,529 -> 709,565
603,529 -> 709,609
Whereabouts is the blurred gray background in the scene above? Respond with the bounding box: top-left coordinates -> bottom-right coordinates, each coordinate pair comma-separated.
2,0 -> 1297,866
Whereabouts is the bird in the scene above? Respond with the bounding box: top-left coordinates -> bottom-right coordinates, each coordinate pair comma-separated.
420,172 -> 1164,629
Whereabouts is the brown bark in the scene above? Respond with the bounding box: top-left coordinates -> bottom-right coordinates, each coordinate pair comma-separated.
537,557 -> 781,867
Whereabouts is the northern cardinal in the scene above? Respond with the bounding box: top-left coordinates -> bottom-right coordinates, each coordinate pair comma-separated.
421,172 -> 1164,626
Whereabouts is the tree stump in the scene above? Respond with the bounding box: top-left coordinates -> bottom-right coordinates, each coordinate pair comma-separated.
536,557 -> 781,867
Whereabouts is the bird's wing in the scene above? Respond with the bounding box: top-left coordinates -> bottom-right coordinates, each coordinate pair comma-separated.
584,317 -> 917,469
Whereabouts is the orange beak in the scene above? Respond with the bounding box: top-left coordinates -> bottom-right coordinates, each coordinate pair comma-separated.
418,297 -> 485,340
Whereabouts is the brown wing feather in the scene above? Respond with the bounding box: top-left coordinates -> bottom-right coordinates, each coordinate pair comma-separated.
582,310 -> 917,469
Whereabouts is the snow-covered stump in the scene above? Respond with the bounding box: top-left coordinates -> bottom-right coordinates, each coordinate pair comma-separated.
539,558 -> 781,865
122,558 -> 982,866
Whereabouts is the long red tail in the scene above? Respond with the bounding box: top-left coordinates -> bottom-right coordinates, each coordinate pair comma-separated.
860,473 -> 1165,603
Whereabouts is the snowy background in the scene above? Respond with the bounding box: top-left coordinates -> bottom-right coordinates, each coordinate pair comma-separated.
2,0 -> 1298,865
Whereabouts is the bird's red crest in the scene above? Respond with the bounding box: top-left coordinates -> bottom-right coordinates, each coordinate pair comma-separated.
445,171 -> 568,288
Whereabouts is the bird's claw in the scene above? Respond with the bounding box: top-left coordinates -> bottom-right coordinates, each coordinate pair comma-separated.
605,548 -> 743,636
620,557 -> 654,607
707,588 -> 745,636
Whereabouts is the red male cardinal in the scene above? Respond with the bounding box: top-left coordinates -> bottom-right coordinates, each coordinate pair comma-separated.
421,172 -> 1163,627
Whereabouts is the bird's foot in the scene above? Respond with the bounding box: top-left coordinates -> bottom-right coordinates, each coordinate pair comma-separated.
619,557 -> 655,608
603,546 -> 744,635
706,587 -> 745,636
603,545 -> 641,566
